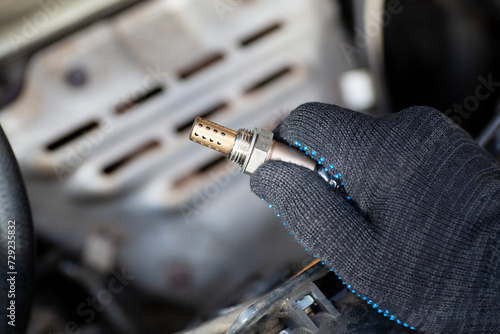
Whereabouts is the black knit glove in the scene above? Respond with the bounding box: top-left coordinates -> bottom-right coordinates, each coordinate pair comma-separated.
250,103 -> 500,334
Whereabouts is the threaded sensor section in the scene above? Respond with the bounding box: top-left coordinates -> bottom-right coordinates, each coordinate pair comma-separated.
229,129 -> 254,166
190,117 -> 237,155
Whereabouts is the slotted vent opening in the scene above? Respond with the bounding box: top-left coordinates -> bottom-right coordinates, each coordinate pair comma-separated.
244,66 -> 293,94
239,22 -> 283,47
176,102 -> 229,133
172,156 -> 228,189
46,121 -> 100,151
115,85 -> 165,115
102,140 -> 161,175
178,52 -> 225,80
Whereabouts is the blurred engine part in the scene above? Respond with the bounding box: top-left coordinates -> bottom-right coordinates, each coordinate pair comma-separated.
0,0 -> 355,331
0,0 -> 141,109
182,260 -> 429,334
477,101 -> 500,159
0,0 -> 139,62
382,0 -> 500,136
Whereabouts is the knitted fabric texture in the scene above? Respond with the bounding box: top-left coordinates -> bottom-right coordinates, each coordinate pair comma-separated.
250,103 -> 500,334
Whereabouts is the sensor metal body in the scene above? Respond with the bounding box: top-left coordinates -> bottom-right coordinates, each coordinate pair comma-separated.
190,117 -> 319,175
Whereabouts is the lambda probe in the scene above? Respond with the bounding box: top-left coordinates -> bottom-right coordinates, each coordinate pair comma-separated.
189,117 -> 339,188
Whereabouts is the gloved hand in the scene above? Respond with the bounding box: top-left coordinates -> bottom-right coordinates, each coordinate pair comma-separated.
250,103 -> 500,334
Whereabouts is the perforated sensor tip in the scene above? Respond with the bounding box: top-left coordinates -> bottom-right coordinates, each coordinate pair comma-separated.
189,117 -> 237,155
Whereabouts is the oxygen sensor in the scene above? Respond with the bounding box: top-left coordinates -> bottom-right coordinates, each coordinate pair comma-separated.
189,117 -> 339,188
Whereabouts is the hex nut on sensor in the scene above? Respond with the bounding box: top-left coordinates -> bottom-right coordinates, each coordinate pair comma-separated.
241,129 -> 273,175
